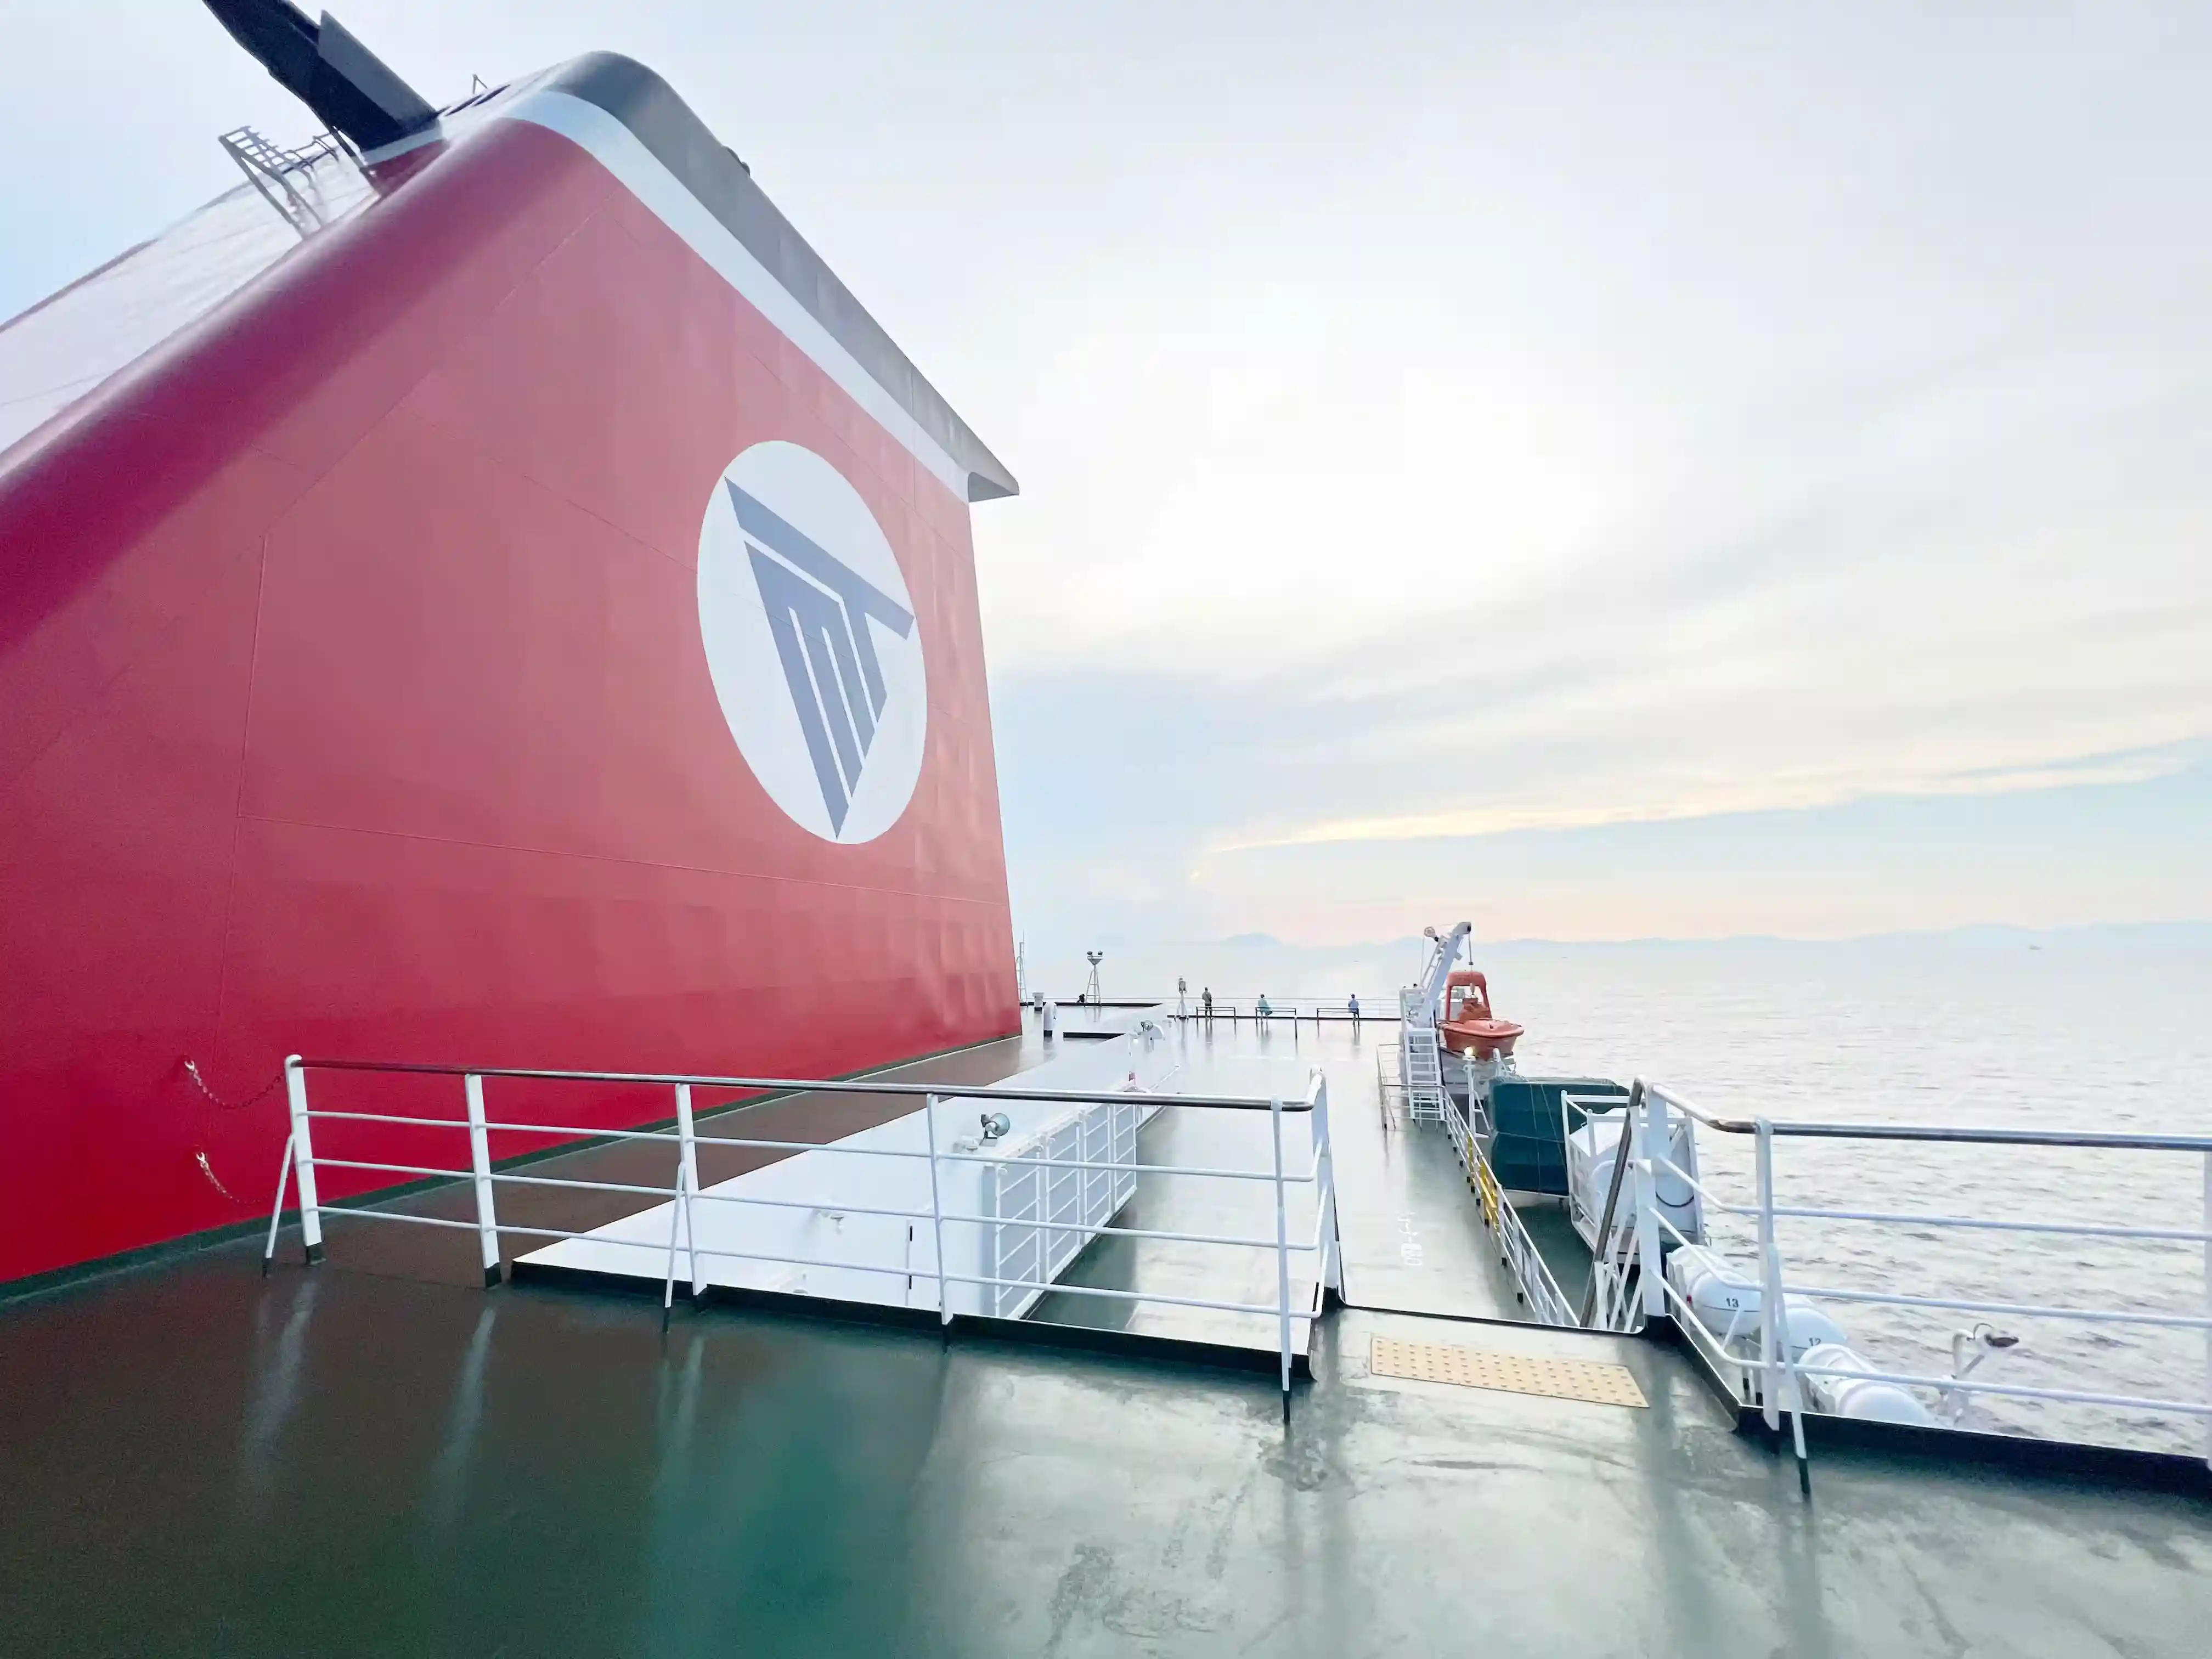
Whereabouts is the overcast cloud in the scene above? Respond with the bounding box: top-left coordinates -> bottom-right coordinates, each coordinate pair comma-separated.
3,2 -> 2206,951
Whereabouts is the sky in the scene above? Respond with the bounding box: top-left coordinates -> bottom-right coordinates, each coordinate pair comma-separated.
3,2 -> 2208,955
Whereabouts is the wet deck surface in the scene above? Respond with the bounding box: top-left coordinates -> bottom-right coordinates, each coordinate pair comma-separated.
7,1255 -> 2208,1656
1028,1099 -> 1321,1359
1030,1017 -> 1534,1342
5,1020 -> 2209,1655
1320,1045 -> 1533,1323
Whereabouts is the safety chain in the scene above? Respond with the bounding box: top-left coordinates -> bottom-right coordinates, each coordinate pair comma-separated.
183,1058 -> 286,1111
193,1147 -> 246,1205
183,1058 -> 287,1209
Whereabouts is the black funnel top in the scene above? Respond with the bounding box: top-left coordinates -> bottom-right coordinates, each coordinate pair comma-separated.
202,2 -> 437,151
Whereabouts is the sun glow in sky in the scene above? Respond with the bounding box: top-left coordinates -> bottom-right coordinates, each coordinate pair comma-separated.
4,2 -> 2207,949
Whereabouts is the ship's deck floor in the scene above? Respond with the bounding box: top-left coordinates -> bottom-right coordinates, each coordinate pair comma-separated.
1035,1013 -> 1543,1341
4,1018 -> 2208,1655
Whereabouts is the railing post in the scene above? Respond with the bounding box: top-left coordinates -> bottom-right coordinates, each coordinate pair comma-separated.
1272,1094 -> 1293,1421
1578,1080 -> 1641,1330
261,1130 -> 295,1276
283,1056 -> 323,1264
1756,1116 -> 1810,1492
1026,1150 -> 1044,1309
1637,1088 -> 1667,1322
2202,1149 -> 2210,1473
661,1155 -> 687,1335
926,1092 -> 950,1325
674,1083 -> 702,1298
1039,1124 -> 1063,1286
1311,1073 -> 1342,1305
462,1074 -> 501,1288
1755,1118 -> 1781,1432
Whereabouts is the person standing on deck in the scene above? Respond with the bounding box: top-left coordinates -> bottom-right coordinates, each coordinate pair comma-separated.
1201,987 -> 1214,1019
1348,993 -> 1361,1028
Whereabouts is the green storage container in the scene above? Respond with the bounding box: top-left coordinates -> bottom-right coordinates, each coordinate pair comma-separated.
1485,1076 -> 1629,1195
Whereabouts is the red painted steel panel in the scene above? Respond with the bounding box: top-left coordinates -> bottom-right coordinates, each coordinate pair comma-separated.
0,113 -> 1018,1283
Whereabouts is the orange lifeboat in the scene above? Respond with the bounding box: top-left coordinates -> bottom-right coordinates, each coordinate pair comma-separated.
1436,969 -> 1523,1059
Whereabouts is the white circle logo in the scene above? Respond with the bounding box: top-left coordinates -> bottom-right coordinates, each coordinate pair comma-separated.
697,441 -> 927,843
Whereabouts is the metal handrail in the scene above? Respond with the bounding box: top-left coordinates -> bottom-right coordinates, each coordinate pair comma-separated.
296,1109 -> 1315,1184
1440,1090 -> 1576,1327
267,1055 -> 1345,1416
1644,1139 -> 2212,1245
1169,997 -> 1398,1024
1615,1077 -> 2212,1482
1641,1142 -> 2212,1298
1575,1080 -> 1643,1328
1651,1192 -> 2212,1412
1641,1079 -> 2212,1150
295,1058 -> 1307,1113
307,1155 -> 1328,1254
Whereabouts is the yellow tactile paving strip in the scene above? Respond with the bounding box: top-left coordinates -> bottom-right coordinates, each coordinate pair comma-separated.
1368,1336 -> 1647,1408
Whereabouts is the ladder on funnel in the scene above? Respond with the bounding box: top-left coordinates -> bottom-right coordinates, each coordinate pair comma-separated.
218,126 -> 350,239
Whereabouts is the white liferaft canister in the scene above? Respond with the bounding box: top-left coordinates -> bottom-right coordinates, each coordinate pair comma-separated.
1666,1245 -> 1848,1358
1797,1342 -> 1934,1426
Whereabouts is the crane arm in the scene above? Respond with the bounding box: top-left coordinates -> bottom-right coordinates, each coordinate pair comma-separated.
1413,921 -> 1471,1023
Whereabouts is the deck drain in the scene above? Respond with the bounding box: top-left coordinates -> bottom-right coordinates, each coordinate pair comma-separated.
1368,1336 -> 1647,1408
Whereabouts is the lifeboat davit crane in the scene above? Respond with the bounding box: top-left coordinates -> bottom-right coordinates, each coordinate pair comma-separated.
1409,923 -> 1525,1061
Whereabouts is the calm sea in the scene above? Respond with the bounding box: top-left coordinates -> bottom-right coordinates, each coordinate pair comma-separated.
1073,927 -> 2212,1452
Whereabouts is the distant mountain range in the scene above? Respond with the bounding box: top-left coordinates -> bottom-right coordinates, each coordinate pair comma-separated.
1030,920 -> 2212,1000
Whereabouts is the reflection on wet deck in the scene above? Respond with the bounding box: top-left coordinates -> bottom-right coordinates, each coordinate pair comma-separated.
8,1190 -> 2203,1656
1029,1102 -> 1321,1358
1029,1014 -> 1543,1346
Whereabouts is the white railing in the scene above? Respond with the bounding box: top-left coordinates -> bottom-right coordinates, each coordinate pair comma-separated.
1374,1044 -> 1403,1126
1609,1078 -> 2212,1479
1570,1088 -> 1691,1335
263,1057 -> 1343,1414
1438,1087 -> 1579,1327
1170,996 -> 1395,1025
